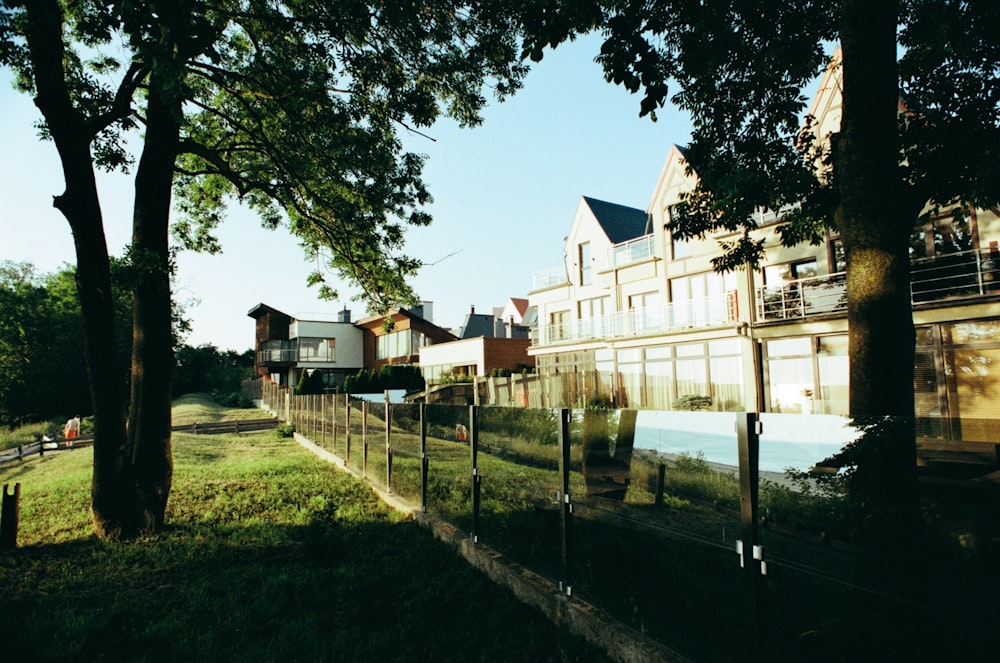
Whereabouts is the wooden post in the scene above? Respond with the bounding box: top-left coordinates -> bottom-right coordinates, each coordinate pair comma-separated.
1,482 -> 20,550
655,463 -> 667,506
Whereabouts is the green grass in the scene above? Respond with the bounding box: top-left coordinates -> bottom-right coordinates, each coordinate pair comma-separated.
170,392 -> 269,426
0,431 -> 611,662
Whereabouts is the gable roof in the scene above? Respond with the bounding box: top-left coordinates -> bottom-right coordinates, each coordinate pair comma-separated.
582,196 -> 650,244
247,303 -> 291,320
459,313 -> 498,339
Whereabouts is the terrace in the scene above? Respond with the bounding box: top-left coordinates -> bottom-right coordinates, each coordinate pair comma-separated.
532,292 -> 738,346
756,246 -> 1000,321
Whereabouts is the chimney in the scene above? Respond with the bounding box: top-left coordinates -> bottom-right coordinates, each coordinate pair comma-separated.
338,306 -> 351,323
470,305 -> 476,314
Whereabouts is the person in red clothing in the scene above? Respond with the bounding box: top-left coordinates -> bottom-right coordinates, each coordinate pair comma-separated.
64,415 -> 81,444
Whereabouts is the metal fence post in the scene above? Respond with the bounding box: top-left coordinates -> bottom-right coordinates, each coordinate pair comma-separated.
557,408 -> 574,595
362,400 -> 369,478
385,391 -> 392,493
737,412 -> 764,662
420,403 -> 428,514
470,404 -> 480,544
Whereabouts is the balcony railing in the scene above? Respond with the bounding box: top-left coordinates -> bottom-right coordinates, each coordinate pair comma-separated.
756,247 -> 1000,320
607,235 -> 655,269
532,292 -> 738,346
257,341 -> 335,365
531,265 -> 569,291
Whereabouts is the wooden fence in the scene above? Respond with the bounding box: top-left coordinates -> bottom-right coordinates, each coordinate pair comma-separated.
0,418 -> 278,467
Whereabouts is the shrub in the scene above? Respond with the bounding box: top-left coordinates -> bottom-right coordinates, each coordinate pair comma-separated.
275,423 -> 296,438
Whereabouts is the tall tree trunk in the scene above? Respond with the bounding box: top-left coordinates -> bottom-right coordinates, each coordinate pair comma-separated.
837,0 -> 921,563
838,0 -> 916,419
127,66 -> 182,534
22,0 -> 138,537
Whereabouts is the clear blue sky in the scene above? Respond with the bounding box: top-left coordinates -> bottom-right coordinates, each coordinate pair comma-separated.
0,33 -> 692,352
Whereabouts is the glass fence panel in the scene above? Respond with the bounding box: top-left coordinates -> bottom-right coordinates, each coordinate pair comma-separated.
363,401 -> 389,491
475,407 -> 564,583
389,404 -> 423,506
343,399 -> 366,475
756,414 -> 999,661
570,409 -> 745,661
423,404 -> 474,532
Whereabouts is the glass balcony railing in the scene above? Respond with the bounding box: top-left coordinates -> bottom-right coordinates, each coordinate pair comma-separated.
607,235 -> 655,269
531,292 -> 738,346
757,247 -> 1000,321
531,265 -> 569,291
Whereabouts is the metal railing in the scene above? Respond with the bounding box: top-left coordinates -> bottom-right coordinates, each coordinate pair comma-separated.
756,247 -> 1000,321
607,234 -> 655,269
532,292 -> 738,346
531,265 -> 569,291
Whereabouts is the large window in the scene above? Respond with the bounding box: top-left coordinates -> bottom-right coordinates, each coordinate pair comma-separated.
765,335 -> 848,415
376,329 -> 426,360
298,337 -> 335,362
619,341 -> 744,411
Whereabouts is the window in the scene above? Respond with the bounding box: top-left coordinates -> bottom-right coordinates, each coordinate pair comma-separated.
298,337 -> 335,362
765,335 -> 848,415
829,237 -> 847,272
578,242 -> 592,285
550,310 -> 570,342
669,271 -> 738,327
667,205 -> 691,259
577,297 -> 608,338
376,329 -> 412,360
763,259 -> 818,286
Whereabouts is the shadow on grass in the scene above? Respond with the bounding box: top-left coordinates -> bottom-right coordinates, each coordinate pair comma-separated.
0,518 -> 612,663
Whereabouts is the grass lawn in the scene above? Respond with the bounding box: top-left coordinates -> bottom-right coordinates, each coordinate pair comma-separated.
0,428 -> 611,662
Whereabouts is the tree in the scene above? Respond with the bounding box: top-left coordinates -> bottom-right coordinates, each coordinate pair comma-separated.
173,344 -> 253,399
0,261 -> 135,427
1,1 -> 533,538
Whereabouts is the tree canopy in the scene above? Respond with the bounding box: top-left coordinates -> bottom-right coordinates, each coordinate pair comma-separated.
0,0 -> 542,537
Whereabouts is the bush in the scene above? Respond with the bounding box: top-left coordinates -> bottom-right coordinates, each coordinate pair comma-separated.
212,390 -> 253,408
275,423 -> 296,438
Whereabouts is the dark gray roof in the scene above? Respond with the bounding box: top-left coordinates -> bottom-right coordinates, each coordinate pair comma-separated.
459,313 -> 499,339
582,196 -> 650,244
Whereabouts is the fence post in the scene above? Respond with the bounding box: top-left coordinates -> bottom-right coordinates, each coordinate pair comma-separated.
345,394 -> 351,465
654,463 -> 667,506
557,408 -> 574,595
736,412 -> 764,662
384,390 -> 392,493
1,482 -> 20,550
470,404 -> 480,544
362,400 -> 369,479
420,403 -> 428,513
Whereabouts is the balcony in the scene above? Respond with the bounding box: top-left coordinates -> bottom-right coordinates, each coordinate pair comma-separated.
756,247 -> 1000,321
607,235 -> 655,269
532,292 -> 738,346
531,265 -> 569,291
